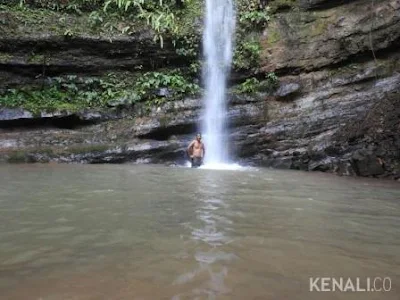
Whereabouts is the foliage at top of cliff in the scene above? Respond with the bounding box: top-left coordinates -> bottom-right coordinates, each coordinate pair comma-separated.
0,0 -> 201,45
1,0 -> 271,65
232,0 -> 273,71
0,0 -> 280,112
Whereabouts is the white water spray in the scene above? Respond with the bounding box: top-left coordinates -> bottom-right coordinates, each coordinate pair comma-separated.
201,0 -> 236,167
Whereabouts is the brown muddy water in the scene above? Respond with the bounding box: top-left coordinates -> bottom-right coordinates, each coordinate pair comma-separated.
0,164 -> 399,300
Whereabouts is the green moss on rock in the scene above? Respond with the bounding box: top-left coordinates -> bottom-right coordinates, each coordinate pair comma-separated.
7,151 -> 29,163
0,52 -> 14,63
311,17 -> 329,36
63,144 -> 111,155
269,0 -> 298,13
267,26 -> 281,45
27,53 -> 46,64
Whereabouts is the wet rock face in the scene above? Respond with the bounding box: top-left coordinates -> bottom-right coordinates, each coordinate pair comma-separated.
261,0 -> 400,72
0,108 -> 123,129
238,69 -> 400,179
274,82 -> 301,98
351,149 -> 385,177
1,65 -> 398,178
298,0 -> 354,10
0,108 -> 33,120
0,34 -> 185,90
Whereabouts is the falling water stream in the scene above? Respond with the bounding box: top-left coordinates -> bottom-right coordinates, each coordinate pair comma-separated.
201,0 -> 236,167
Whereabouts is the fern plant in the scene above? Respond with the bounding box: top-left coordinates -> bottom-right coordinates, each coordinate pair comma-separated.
138,9 -> 177,48
103,0 -> 180,48
103,0 -> 144,12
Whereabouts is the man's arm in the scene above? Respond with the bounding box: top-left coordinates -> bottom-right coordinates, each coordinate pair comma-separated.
202,143 -> 205,158
187,141 -> 195,151
187,141 -> 195,157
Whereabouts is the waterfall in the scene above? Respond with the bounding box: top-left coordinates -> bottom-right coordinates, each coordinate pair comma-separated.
201,0 -> 236,166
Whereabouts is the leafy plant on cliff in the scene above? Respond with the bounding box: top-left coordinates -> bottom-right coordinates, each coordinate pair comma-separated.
236,77 -> 260,94
133,71 -> 200,103
262,72 -> 279,91
235,72 -> 279,94
0,3 -> 105,37
17,0 -> 104,13
103,0 -> 191,11
141,10 -> 178,48
88,10 -> 103,28
239,6 -> 271,30
0,74 -> 134,112
5,0 -> 199,45
233,37 -> 262,70
236,0 -> 271,30
233,0 -> 272,71
0,71 -> 200,112
174,33 -> 199,58
1,87 -> 88,113
103,0 -> 143,12
103,0 -> 193,47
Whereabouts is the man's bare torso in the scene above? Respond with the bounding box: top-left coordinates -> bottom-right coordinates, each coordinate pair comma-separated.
190,140 -> 204,158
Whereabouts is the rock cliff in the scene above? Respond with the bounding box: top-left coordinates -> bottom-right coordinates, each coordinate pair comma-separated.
0,0 -> 399,178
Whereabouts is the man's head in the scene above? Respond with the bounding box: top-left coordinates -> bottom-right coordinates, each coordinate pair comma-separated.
196,133 -> 202,141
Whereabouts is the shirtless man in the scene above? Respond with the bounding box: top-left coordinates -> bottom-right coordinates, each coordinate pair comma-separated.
187,133 -> 205,168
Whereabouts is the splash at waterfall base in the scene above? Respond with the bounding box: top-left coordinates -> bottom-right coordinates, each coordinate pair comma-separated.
199,162 -> 244,171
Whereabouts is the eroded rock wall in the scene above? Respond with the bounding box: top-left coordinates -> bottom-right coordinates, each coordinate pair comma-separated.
0,0 -> 399,178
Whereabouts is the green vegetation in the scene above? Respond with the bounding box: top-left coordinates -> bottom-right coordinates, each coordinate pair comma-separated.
233,36 -> 262,70
236,0 -> 271,30
102,0 -> 202,50
0,4 -> 100,36
1,0 -> 201,43
234,0 -> 272,71
5,143 -> 114,163
235,72 -> 279,94
27,53 -> 46,63
267,26 -> 281,44
134,71 -> 200,105
0,0 -> 202,112
311,18 -> 328,37
5,0 -> 103,13
1,85 -> 105,114
264,72 -> 279,90
63,144 -> 111,155
0,52 -> 13,63
236,77 -> 260,94
6,147 -> 53,163
0,72 -> 200,112
7,151 -> 30,163
1,0 -> 270,69
0,0 -> 280,113
103,0 -> 179,48
239,6 -> 270,30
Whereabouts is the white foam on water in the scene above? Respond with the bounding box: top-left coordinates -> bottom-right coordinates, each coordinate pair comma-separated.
180,161 -> 246,171
199,163 -> 244,171
181,161 -> 256,171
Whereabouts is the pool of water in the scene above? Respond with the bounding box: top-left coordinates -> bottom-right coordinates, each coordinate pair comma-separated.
0,164 -> 399,299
